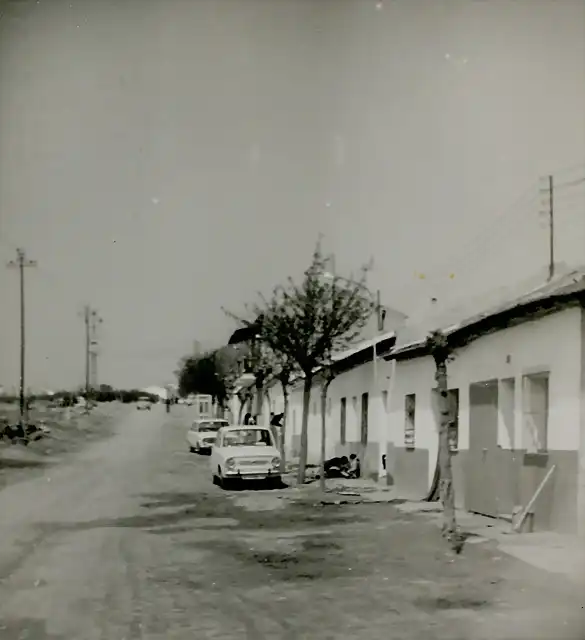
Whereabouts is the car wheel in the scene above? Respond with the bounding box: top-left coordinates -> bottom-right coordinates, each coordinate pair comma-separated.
218,467 -> 229,490
189,446 -> 196,453
212,474 -> 219,486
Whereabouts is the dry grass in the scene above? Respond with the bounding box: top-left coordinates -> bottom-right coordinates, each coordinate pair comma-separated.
0,402 -> 120,487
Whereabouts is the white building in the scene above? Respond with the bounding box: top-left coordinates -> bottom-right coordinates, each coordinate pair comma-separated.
386,269 -> 585,535
268,331 -> 397,479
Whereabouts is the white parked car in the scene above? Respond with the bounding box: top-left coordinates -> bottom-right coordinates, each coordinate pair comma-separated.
187,419 -> 229,453
210,425 -> 281,489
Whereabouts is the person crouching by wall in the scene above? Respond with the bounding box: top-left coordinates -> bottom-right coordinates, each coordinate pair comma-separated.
346,453 -> 361,479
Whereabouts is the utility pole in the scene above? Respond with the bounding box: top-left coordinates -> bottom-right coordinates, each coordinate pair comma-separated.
7,248 -> 37,426
84,306 -> 91,412
548,175 -> 555,281
81,305 -> 101,412
540,175 -> 555,281
89,310 -> 102,391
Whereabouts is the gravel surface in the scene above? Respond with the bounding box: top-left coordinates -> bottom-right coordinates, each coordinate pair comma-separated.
0,405 -> 582,639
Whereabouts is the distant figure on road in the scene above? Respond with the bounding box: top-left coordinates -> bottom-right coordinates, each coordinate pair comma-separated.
165,398 -> 170,414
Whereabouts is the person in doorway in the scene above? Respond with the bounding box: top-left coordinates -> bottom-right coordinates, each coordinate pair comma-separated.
346,453 -> 361,479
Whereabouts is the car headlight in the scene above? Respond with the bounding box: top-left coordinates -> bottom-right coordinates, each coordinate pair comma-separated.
271,457 -> 281,468
225,458 -> 236,469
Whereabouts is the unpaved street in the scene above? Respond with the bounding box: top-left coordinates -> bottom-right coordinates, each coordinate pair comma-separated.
0,406 -> 583,639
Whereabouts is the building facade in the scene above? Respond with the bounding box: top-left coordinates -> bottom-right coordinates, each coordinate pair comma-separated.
386,272 -> 585,535
269,333 -> 396,479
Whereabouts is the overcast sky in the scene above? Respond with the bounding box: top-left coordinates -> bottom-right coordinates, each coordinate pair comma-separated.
0,0 -> 584,391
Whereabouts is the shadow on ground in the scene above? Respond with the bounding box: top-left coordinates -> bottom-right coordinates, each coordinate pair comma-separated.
32,490 -> 360,538
195,533 -> 352,582
0,457 -> 49,469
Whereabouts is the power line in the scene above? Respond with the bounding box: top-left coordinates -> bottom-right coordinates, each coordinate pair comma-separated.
391,181 -> 541,303
6,248 -> 37,425
397,169 -> 584,313
554,176 -> 585,190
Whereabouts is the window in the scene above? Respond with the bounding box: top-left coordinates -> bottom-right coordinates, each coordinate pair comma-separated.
222,428 -> 273,447
361,392 -> 369,445
340,397 -> 347,445
522,372 -> 549,453
382,390 -> 389,413
404,394 -> 416,449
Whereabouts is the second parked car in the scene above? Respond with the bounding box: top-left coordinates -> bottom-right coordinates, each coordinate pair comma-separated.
187,418 -> 229,453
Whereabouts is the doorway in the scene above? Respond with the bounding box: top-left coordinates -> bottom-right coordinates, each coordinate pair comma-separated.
466,380 -> 499,517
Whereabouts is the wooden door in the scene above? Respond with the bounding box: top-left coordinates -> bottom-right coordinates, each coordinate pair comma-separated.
466,381 -> 499,517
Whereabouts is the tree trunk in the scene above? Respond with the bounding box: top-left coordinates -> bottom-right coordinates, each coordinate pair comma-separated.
237,398 -> 245,425
319,384 -> 328,492
254,379 -> 263,424
280,386 -> 289,474
264,388 -> 275,441
436,360 -> 457,539
297,375 -> 312,484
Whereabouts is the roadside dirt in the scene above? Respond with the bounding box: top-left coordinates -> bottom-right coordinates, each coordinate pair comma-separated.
0,402 -> 124,490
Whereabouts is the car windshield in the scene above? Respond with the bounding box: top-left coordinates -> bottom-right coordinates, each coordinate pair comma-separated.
198,421 -> 227,433
221,429 -> 273,447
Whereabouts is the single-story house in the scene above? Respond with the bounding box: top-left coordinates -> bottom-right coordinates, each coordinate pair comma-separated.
267,331 -> 397,479
385,269 -> 585,535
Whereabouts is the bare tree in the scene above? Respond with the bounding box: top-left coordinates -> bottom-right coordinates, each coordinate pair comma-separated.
425,330 -> 464,554
318,363 -> 336,491
233,243 -> 375,484
271,352 -> 298,474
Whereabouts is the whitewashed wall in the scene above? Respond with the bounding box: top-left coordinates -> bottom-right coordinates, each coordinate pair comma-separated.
389,306 -> 584,489
269,356 -> 394,476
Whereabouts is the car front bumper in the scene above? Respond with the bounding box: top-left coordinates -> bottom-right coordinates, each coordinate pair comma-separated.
223,469 -> 280,480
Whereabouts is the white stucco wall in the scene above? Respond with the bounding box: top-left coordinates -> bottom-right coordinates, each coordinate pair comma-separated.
389,306 -> 584,489
270,357 -> 394,472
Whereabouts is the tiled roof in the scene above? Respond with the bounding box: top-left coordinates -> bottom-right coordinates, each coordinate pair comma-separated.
392,267 -> 585,358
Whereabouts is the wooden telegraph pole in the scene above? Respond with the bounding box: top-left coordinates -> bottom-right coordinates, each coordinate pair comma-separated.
540,175 -> 555,281
7,248 -> 37,426
548,175 -> 555,281
84,306 -> 91,412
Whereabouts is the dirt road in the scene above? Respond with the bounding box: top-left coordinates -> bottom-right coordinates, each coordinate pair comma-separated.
0,407 -> 583,639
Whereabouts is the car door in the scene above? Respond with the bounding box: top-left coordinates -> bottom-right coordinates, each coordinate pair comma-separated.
210,431 -> 221,470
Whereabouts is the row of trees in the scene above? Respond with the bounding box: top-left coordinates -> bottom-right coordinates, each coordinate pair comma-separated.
177,240 -> 462,552
1,386 -> 160,406
178,242 -> 376,481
